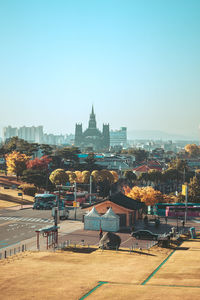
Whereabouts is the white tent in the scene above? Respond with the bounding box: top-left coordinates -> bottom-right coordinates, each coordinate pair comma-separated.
84,207 -> 101,231
101,208 -> 120,232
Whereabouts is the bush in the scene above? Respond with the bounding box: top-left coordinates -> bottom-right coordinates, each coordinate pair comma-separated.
18,184 -> 37,196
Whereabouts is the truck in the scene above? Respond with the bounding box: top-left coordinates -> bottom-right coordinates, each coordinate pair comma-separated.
51,206 -> 69,220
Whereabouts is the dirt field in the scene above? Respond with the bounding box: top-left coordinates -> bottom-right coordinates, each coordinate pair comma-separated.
1,239 -> 200,300
0,187 -> 34,209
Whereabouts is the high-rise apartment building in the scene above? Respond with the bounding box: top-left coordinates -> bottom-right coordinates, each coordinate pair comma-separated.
3,125 -> 43,143
110,127 -> 127,147
3,126 -> 18,141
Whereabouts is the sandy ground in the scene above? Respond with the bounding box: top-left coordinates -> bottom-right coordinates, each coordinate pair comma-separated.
0,175 -> 34,208
0,247 -> 170,300
0,187 -> 34,208
1,239 -> 200,300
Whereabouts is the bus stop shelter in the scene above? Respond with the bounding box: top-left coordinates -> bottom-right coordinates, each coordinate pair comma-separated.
35,225 -> 59,250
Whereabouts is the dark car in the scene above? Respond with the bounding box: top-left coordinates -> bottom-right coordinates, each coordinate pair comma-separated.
131,230 -> 159,240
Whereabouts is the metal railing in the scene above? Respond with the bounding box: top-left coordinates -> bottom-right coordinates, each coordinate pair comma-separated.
0,240 -> 36,260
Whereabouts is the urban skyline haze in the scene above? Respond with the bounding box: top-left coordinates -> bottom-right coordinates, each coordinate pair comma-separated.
0,0 -> 200,139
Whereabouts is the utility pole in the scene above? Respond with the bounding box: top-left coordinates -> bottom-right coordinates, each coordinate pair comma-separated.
74,181 -> 77,220
89,175 -> 92,205
184,184 -> 188,224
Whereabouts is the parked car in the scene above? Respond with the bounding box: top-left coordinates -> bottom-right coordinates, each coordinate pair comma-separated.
131,230 -> 159,240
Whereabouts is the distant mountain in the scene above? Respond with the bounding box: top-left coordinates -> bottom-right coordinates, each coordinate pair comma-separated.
127,130 -> 198,141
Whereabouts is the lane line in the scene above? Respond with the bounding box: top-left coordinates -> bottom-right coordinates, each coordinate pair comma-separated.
141,250 -> 176,285
79,281 -> 108,300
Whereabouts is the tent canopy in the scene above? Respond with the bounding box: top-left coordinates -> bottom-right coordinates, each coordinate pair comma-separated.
101,207 -> 119,219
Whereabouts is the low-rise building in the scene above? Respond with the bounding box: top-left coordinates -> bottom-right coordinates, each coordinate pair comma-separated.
83,192 -> 144,228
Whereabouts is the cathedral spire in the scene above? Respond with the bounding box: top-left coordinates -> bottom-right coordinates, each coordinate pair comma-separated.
88,106 -> 97,129
91,105 -> 94,115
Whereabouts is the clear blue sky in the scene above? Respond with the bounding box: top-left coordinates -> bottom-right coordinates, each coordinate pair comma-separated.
0,0 -> 200,138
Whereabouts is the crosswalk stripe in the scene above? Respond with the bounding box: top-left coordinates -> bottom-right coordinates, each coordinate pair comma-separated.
0,216 -> 53,223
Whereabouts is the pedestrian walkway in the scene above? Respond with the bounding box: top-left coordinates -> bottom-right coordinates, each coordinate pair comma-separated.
0,216 -> 54,224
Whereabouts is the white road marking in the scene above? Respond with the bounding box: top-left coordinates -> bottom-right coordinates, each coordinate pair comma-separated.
0,216 -> 53,223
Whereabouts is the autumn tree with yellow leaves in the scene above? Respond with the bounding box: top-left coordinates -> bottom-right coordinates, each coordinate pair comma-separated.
124,186 -> 163,206
6,151 -> 30,180
185,144 -> 200,157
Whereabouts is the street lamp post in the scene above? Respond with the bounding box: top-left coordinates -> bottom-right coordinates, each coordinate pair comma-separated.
184,184 -> 188,224
74,181 -> 77,220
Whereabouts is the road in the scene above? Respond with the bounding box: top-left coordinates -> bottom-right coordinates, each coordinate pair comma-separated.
1,206 -> 200,251
0,206 -> 84,250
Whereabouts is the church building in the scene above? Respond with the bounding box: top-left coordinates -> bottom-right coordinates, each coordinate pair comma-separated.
74,106 -> 110,151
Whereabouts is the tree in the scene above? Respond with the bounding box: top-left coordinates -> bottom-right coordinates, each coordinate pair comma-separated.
122,148 -> 148,163
91,170 -> 114,197
74,171 -> 83,183
26,155 -> 52,170
82,170 -> 91,184
100,170 -> 114,184
148,169 -> 162,184
124,171 -> 137,183
84,152 -> 98,171
124,186 -> 163,206
163,194 -> 179,203
22,155 -> 53,190
21,169 -> 48,189
138,172 -> 150,184
188,176 -> 200,202
6,151 -> 30,180
162,168 -> 178,182
66,171 -> 76,183
40,144 -> 53,156
49,169 -> 69,185
91,170 -> 103,183
4,137 -> 39,156
110,171 -> 119,183
0,144 -> 8,174
168,158 -> 188,173
55,147 -> 80,168
185,144 -> 200,157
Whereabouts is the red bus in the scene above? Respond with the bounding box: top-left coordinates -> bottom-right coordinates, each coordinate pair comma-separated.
166,205 -> 200,217
64,192 -> 88,206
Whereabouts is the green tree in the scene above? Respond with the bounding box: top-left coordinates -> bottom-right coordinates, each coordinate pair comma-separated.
55,147 -> 80,168
168,158 -> 188,173
122,148 -> 148,163
40,144 -> 53,156
84,153 -> 98,171
162,168 -> 178,182
5,137 -> 39,156
21,169 -> 48,189
148,169 -> 162,184
124,171 -> 137,184
138,172 -> 150,183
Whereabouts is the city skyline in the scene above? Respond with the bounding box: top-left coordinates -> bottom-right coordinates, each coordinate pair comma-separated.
0,1 -> 200,139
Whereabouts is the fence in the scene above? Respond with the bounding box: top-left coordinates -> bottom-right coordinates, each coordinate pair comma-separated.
57,239 -> 158,252
0,239 -> 37,261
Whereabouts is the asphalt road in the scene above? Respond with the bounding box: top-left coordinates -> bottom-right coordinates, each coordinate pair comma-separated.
0,206 -> 84,249
1,206 -> 200,250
